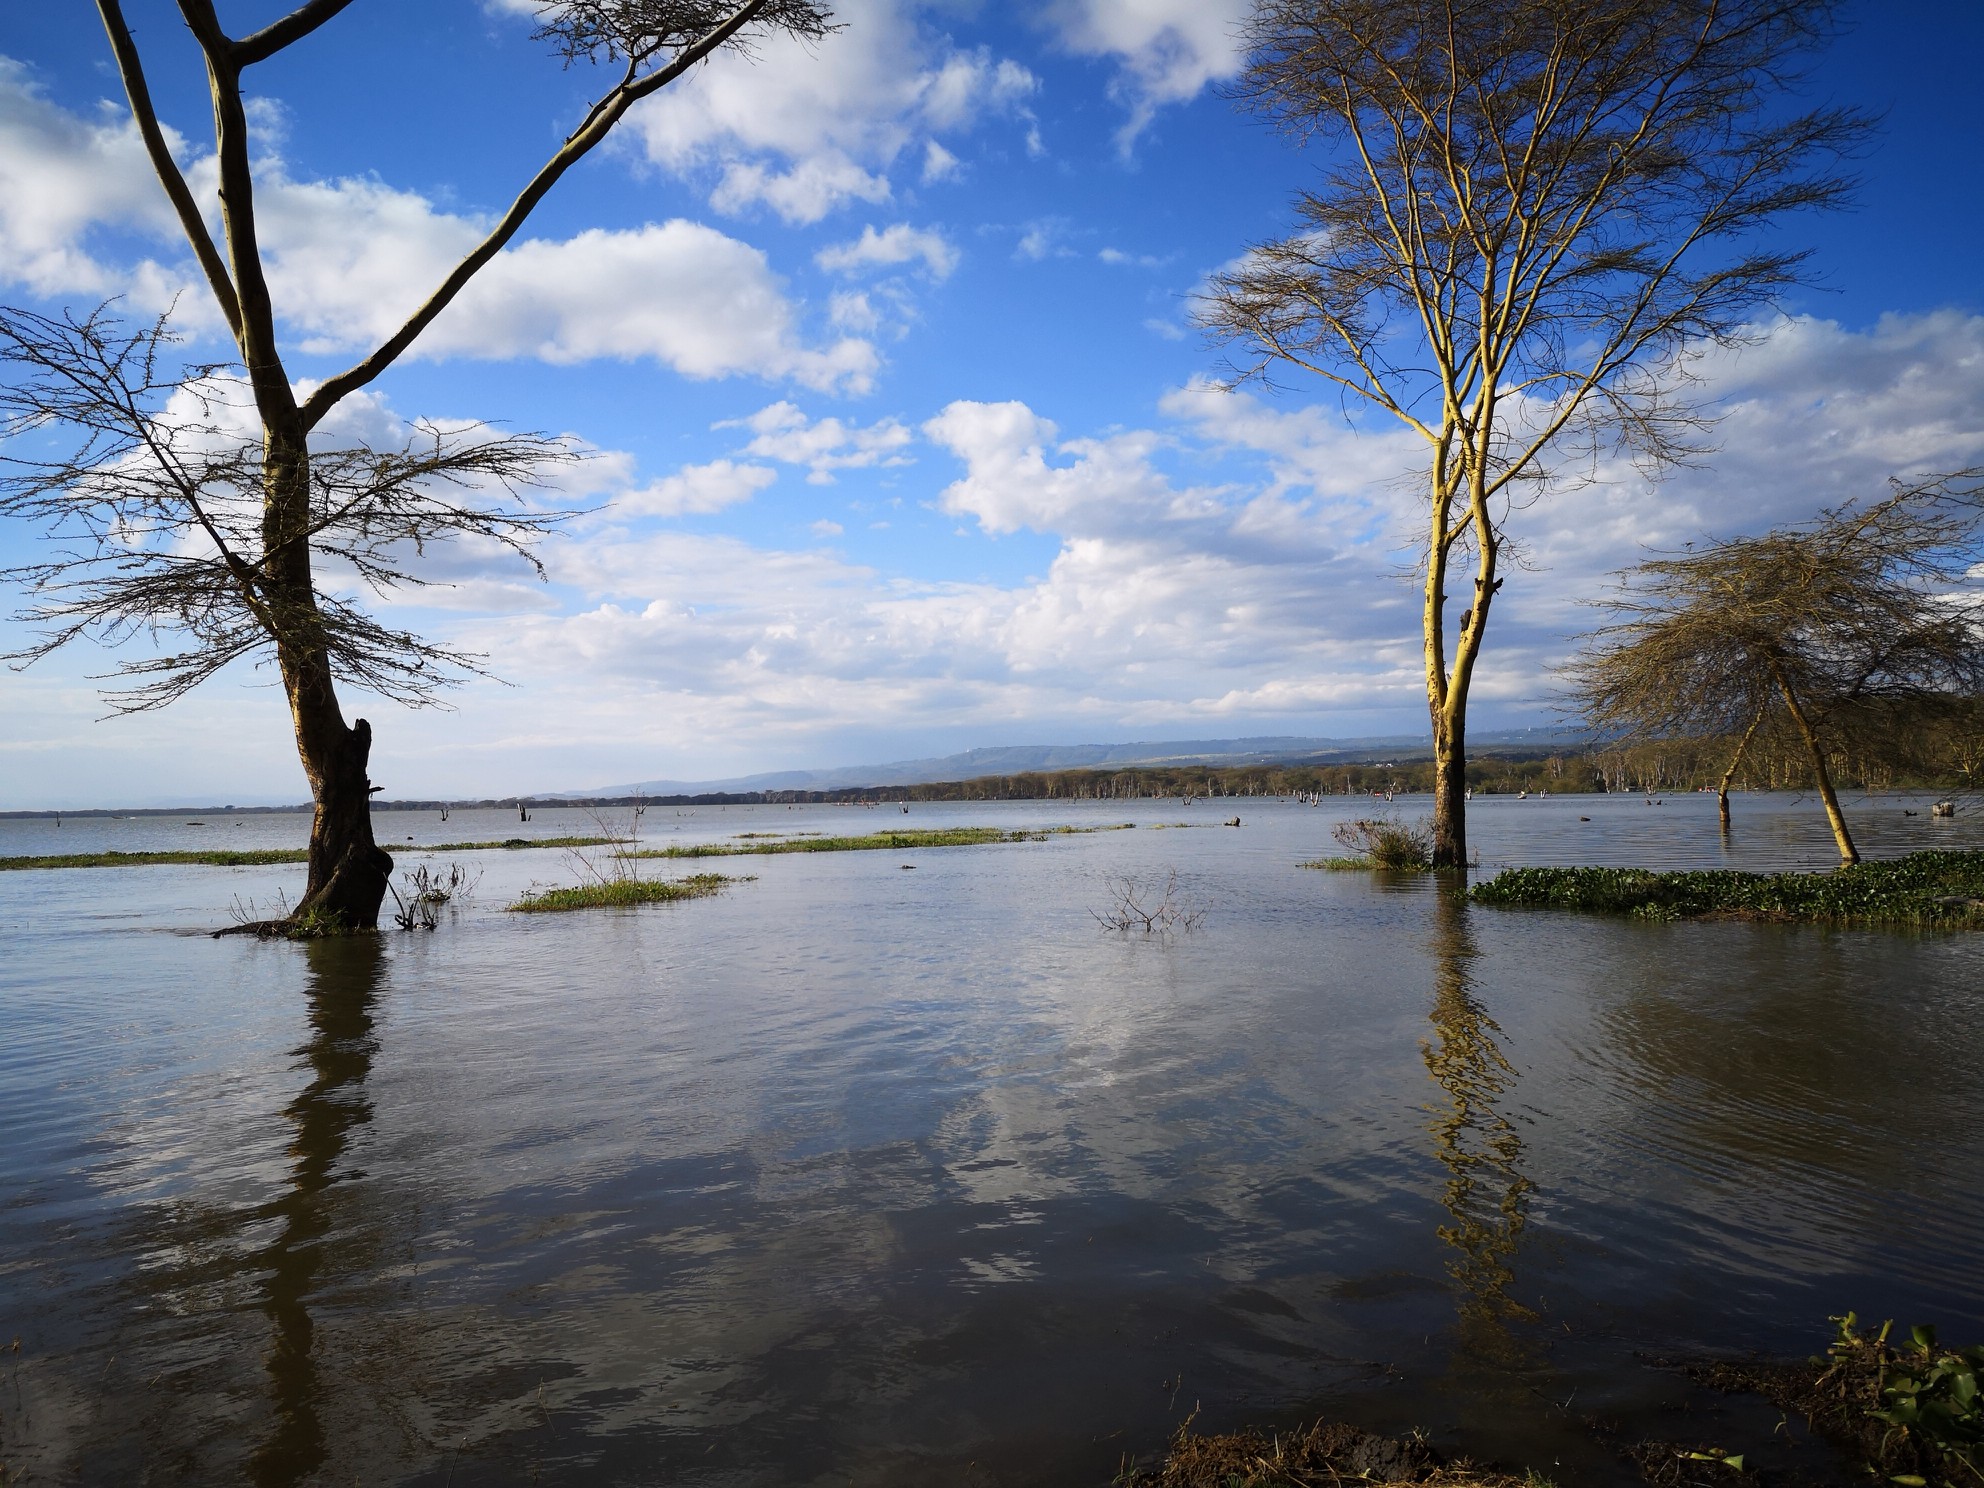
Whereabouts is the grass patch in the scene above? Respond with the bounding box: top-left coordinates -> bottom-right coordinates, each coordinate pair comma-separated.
0,836 -> 625,872
629,824 -> 1134,859
506,872 -> 741,913
2,848 -> 309,870
1469,849 -> 1984,925
1302,856 -> 1382,870
421,836 -> 624,853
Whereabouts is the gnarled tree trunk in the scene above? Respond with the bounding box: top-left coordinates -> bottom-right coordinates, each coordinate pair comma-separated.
265,424 -> 392,930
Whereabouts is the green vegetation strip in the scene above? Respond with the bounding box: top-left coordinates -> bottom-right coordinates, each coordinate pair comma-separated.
1470,849 -> 1984,924
629,824 -> 1133,858
507,873 -> 739,913
0,836 -> 625,872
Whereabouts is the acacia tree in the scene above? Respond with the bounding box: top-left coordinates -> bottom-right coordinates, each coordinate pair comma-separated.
1566,473 -> 1984,863
1199,0 -> 1863,867
0,0 -> 834,930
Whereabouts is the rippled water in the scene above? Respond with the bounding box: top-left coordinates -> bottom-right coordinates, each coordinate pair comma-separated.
2,792 -> 1981,1485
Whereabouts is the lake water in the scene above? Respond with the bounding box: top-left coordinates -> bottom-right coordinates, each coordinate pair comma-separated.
3,791 -> 1981,1485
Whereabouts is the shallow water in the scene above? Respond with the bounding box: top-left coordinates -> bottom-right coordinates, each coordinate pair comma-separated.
2,792 -> 1981,1485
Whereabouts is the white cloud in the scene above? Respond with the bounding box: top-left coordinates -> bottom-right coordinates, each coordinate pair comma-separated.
627,0 -> 1037,223
617,459 -> 777,518
709,154 -> 893,223
810,518 -> 845,537
924,400 -> 1217,537
0,65 -> 877,393
0,58 -> 191,303
828,290 -> 881,333
725,400 -> 914,484
252,172 -> 878,388
1160,377 -> 1421,505
922,138 -> 961,183
420,224 -> 877,391
1015,218 -> 1075,261
816,223 -> 959,279
1044,0 -> 1248,148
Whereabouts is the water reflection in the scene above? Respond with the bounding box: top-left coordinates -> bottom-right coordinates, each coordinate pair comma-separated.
1421,889 -> 1534,1349
247,935 -> 385,1487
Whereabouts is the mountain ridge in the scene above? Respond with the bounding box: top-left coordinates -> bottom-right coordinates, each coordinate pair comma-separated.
546,727 -> 1589,799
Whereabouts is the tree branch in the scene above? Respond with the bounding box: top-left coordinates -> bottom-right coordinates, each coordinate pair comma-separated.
300,0 -> 774,429
232,0 -> 359,66
93,0 -> 244,343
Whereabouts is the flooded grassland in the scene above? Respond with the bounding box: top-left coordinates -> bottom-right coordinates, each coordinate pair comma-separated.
2,793 -> 1980,1485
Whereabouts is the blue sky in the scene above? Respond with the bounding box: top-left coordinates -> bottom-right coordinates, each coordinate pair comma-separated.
2,1 -> 1982,807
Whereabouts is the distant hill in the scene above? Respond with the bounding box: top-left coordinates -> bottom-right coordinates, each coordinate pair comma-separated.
547,727 -> 1589,799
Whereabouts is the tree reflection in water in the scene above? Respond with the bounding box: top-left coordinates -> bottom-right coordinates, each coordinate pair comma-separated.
1422,887 -> 1535,1355
247,935 -> 384,1487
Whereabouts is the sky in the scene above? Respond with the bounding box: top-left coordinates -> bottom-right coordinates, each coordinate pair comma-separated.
2,0 -> 1982,808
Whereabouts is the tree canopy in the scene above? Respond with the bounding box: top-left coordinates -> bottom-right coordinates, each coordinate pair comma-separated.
1200,0 -> 1864,866
1567,472 -> 1984,860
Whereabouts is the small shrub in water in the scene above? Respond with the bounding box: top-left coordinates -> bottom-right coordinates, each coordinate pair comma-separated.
1329,816 -> 1434,870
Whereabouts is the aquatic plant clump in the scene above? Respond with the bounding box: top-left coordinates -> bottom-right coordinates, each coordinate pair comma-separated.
1470,850 -> 1984,924
506,873 -> 740,913
1687,1314 -> 1983,1486
1119,1417 -> 1549,1487
1306,816 -> 1436,871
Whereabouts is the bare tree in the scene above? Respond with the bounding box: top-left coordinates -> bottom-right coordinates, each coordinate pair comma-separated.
1566,473 -> 1984,863
0,0 -> 835,931
1199,0 -> 1864,867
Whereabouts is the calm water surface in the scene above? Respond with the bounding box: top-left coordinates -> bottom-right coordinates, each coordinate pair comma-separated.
2,792 -> 1981,1485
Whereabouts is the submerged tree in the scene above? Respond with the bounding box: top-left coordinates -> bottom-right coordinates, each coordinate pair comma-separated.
0,0 -> 835,932
1566,473 -> 1984,863
1200,0 -> 1864,867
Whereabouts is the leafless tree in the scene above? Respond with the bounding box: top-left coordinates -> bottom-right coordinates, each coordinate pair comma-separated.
1199,0 -> 1865,867
0,0 -> 835,931
1566,473 -> 1984,862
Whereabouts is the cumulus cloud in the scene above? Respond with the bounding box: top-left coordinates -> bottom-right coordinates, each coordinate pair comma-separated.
724,401 -> 914,484
816,223 -> 959,279
246,169 -> 879,390
923,400 -> 1230,538
616,459 -> 778,518
1044,0 -> 1248,148
0,58 -> 195,304
626,0 -> 1037,223
0,63 -> 877,393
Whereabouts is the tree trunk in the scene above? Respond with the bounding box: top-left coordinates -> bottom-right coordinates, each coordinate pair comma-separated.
1431,705 -> 1467,868
264,425 -> 393,930
292,707 -> 393,929
1717,710 -> 1765,833
1773,668 -> 1858,865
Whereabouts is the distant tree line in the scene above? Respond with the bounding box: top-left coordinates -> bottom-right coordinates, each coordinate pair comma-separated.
547,708 -> 1975,807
